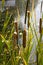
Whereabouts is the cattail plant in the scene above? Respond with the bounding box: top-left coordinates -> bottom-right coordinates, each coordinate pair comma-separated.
14,21 -> 18,33
14,20 -> 18,44
38,18 -> 43,65
23,25 -> 26,48
36,18 -> 42,65
13,32 -> 17,46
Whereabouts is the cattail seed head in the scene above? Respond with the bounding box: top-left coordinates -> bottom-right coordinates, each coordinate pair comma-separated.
14,32 -> 17,38
14,21 -> 18,44
23,29 -> 26,48
14,32 -> 17,46
14,22 -> 18,33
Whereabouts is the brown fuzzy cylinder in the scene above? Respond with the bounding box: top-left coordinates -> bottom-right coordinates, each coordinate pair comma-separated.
23,29 -> 26,48
39,18 -> 42,33
14,22 -> 18,33
14,32 -> 17,46
14,33 -> 17,40
14,22 -> 18,44
27,11 -> 30,28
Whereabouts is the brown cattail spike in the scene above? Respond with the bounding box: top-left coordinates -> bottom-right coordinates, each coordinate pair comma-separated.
14,22 -> 18,33
14,32 -> 17,46
23,29 -> 26,48
27,11 -> 30,28
39,18 -> 42,33
14,21 -> 18,44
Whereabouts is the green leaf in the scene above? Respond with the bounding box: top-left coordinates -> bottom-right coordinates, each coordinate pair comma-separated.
2,14 -> 12,33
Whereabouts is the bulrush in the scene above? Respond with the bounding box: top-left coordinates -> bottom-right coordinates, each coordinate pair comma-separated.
14,31 -> 17,38
14,21 -> 18,33
27,11 -> 30,28
23,25 -> 26,48
14,20 -> 18,44
39,18 -> 42,33
13,32 -> 17,46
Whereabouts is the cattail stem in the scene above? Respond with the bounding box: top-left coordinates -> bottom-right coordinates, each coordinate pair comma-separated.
39,18 -> 42,34
25,0 -> 30,24
36,50 -> 38,65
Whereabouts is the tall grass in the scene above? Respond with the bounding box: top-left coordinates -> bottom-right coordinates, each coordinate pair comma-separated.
0,0 -> 43,65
